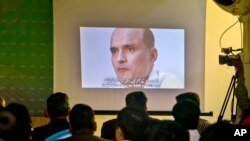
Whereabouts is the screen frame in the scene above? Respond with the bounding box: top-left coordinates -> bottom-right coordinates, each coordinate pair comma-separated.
80,27 -> 185,89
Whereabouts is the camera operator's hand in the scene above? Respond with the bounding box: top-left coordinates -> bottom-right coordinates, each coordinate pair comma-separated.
232,54 -> 244,78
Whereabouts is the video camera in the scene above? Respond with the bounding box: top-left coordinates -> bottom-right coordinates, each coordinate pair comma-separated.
219,47 -> 242,66
213,0 -> 250,64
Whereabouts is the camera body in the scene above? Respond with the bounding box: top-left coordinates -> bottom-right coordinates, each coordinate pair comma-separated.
218,47 -> 241,66
219,54 -> 239,66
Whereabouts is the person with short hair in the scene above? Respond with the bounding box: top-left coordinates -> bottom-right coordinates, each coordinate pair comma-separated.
101,91 -> 160,140
148,120 -> 189,141
116,107 -> 149,141
175,92 -> 210,134
107,28 -> 183,88
125,91 -> 148,111
32,92 -> 71,141
0,103 -> 32,141
199,120 -> 233,141
59,103 -> 109,141
172,100 -> 201,141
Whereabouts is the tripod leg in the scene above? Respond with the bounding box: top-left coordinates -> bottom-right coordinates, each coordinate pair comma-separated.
217,75 -> 237,122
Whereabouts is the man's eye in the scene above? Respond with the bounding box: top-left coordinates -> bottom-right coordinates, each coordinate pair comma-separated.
128,48 -> 134,52
110,48 -> 117,54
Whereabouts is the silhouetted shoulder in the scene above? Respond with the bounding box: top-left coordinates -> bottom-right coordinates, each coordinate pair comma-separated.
101,118 -> 117,140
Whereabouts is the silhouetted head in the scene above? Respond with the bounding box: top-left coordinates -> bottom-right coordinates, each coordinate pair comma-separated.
172,100 -> 201,129
126,91 -> 147,111
47,92 -> 69,119
117,107 -> 148,141
69,103 -> 96,134
149,120 -> 189,141
176,92 -> 200,106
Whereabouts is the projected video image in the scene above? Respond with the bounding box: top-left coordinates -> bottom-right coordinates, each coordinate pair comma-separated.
80,27 -> 184,89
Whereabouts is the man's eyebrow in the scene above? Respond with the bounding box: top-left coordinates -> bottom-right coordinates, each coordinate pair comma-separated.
110,42 -> 138,50
110,46 -> 116,49
123,43 -> 135,48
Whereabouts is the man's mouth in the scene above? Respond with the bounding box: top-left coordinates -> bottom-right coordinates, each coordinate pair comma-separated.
117,68 -> 129,73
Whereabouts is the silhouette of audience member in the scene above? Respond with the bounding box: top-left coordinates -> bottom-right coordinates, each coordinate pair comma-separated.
0,98 -> 6,109
176,92 -> 210,134
203,120 -> 250,141
201,120 -> 250,141
125,91 -> 148,111
0,108 -> 16,138
172,100 -> 201,141
101,91 -> 159,140
59,103 -> 109,141
0,103 -> 32,141
32,92 -> 71,141
116,107 -> 149,141
148,120 -> 189,141
101,118 -> 116,140
101,91 -> 147,140
200,121 -> 229,141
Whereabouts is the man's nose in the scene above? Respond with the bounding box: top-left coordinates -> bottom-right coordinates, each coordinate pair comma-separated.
117,51 -> 127,63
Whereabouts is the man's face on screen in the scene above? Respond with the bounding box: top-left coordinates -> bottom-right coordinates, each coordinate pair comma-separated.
110,28 -> 156,86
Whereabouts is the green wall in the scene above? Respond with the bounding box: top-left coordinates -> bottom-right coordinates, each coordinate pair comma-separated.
0,0 -> 53,116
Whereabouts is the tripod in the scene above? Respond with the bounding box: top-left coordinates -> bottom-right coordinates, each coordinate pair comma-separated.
217,72 -> 238,122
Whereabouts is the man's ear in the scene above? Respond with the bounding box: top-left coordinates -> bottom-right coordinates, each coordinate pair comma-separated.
92,121 -> 97,132
116,126 -> 124,141
150,48 -> 158,62
144,105 -> 148,112
43,108 -> 49,117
